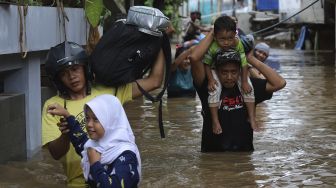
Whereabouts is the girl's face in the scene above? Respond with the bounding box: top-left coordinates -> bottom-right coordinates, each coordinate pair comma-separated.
214,30 -> 236,50
85,107 -> 105,140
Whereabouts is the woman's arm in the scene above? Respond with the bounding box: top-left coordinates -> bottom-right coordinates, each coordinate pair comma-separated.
171,46 -> 194,72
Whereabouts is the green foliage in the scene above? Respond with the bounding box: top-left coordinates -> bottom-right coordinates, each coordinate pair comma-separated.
85,0 -> 104,27
0,0 -> 42,5
0,0 -> 83,7
144,0 -> 186,34
26,0 -> 41,5
144,0 -> 152,6
164,0 -> 186,34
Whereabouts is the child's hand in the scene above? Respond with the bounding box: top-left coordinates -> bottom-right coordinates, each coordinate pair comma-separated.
241,81 -> 252,93
212,122 -> 222,135
208,78 -> 218,92
47,103 -> 70,118
88,147 -> 101,165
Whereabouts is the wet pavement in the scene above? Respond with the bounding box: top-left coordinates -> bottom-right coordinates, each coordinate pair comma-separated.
0,49 -> 335,187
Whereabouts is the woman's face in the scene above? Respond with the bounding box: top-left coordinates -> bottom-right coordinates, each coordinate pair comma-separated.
178,58 -> 191,71
254,49 -> 268,62
85,107 -> 105,140
216,63 -> 240,88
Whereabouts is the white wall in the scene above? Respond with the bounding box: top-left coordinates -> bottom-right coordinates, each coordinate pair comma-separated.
279,0 -> 324,23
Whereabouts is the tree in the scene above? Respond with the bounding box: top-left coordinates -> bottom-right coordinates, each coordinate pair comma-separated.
146,0 -> 186,34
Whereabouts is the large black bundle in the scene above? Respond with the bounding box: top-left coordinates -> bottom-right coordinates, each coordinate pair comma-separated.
90,20 -> 171,138
91,20 -> 164,86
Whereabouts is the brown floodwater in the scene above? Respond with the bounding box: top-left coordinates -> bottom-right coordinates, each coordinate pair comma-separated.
0,49 -> 335,187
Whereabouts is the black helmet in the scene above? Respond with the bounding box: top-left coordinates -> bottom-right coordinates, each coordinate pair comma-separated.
240,34 -> 254,53
215,49 -> 241,68
45,41 -> 92,97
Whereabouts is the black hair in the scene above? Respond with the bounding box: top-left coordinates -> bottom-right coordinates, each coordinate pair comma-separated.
55,63 -> 92,99
214,15 -> 236,35
215,49 -> 241,69
175,46 -> 187,59
190,11 -> 200,16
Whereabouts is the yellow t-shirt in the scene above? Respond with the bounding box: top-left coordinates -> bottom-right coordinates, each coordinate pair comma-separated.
41,83 -> 132,187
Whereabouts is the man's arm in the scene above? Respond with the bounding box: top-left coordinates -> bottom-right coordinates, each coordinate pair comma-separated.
189,30 -> 214,86
132,49 -> 165,99
249,67 -> 265,79
189,29 -> 213,63
247,52 -> 286,92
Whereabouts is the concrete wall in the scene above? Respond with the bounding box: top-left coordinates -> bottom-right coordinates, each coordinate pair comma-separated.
0,5 -> 88,160
236,12 -> 252,35
0,5 -> 88,54
4,52 -> 43,158
0,93 -> 26,163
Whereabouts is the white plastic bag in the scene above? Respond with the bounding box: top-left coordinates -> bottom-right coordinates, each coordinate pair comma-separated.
126,6 -> 170,36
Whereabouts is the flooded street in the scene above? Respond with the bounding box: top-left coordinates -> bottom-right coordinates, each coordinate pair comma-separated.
1,49 -> 336,187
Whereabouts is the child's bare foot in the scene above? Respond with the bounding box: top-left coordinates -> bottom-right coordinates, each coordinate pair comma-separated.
212,122 -> 222,134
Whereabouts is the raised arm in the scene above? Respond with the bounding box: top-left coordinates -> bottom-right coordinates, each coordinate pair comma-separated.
189,29 -> 213,62
247,51 -> 286,92
189,30 -> 214,86
132,49 -> 165,99
249,67 -> 265,79
171,46 -> 194,72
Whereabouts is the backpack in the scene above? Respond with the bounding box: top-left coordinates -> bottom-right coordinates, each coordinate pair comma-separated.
90,20 -> 171,138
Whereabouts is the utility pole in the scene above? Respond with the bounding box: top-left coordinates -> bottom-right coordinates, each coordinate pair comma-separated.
217,0 -> 222,16
232,0 -> 236,17
211,0 -> 213,15
198,0 -> 200,12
